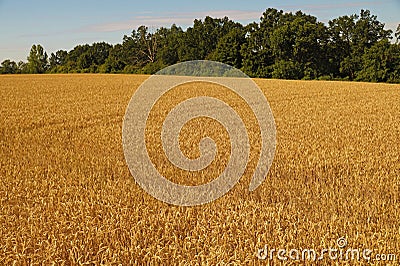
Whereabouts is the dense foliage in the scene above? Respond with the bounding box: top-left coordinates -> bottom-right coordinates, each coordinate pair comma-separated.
2,8 -> 400,83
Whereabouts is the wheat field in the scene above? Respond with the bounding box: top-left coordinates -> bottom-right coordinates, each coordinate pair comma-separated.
0,74 -> 399,265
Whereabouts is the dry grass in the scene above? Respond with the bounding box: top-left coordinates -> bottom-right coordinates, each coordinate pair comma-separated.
0,74 -> 399,265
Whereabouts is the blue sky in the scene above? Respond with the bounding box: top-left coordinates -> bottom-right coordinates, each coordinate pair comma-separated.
1,0 -> 399,62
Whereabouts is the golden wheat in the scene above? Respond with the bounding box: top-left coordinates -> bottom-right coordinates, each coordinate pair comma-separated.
0,74 -> 399,265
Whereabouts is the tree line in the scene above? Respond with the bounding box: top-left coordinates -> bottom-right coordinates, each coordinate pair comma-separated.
2,8 -> 400,83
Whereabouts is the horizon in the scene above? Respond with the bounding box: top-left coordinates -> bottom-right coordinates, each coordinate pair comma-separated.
1,0 -> 399,62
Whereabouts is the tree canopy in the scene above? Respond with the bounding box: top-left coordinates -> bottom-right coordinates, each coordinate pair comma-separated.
1,8 -> 399,83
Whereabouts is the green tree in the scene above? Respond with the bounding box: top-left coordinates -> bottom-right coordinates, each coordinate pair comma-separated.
328,14 -> 357,78
122,26 -> 159,71
90,42 -> 112,66
330,10 -> 391,80
179,16 -> 238,61
77,53 -> 92,70
270,11 -> 328,79
240,22 -> 265,77
271,60 -> 302,79
356,39 -> 400,82
0,59 -> 18,74
352,10 -> 391,51
17,61 -> 27,73
156,24 -> 184,66
241,9 -> 285,77
100,44 -> 126,73
63,43 -> 112,72
211,27 -> 245,69
26,44 -> 48,73
49,50 -> 68,72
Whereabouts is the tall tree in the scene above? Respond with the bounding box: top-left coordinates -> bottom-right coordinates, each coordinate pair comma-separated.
241,8 -> 284,77
26,44 -> 48,73
330,10 -> 391,79
353,10 -> 391,51
328,14 -> 357,78
122,26 -> 159,70
270,11 -> 327,79
156,24 -> 184,66
240,22 -> 264,77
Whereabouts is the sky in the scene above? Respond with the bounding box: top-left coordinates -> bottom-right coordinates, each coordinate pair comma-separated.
1,0 -> 399,62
